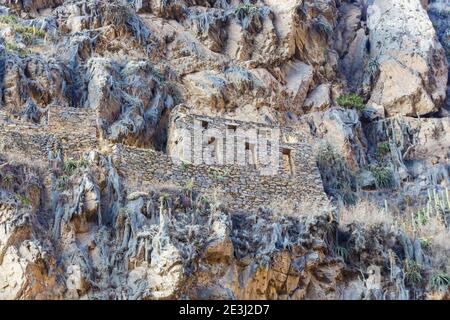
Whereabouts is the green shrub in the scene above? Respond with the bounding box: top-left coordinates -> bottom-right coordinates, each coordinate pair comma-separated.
159,192 -> 170,209
57,175 -> 69,190
233,3 -> 262,30
376,141 -> 390,159
0,14 -> 45,46
208,167 -> 229,181
1,173 -> 13,187
5,41 -> 31,57
0,14 -> 18,25
334,245 -> 349,261
317,142 -> 357,204
17,194 -> 31,206
63,160 -> 78,175
413,209 -> 429,227
184,178 -> 194,191
181,161 -> 191,171
15,25 -> 45,45
429,273 -> 450,292
234,3 -> 261,20
367,58 -> 379,77
337,93 -> 365,111
369,165 -> 394,189
419,237 -> 431,249
404,260 -> 423,286
63,159 -> 89,175
313,18 -> 333,39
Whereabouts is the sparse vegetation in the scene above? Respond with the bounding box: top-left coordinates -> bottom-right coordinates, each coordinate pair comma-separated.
339,196 -> 450,296
369,165 -> 394,189
413,209 -> 429,228
367,58 -> 379,78
429,273 -> 450,292
57,175 -> 70,191
159,192 -> 171,210
233,2 -> 263,31
339,200 -> 393,227
334,245 -> 349,261
404,260 -> 423,286
376,141 -> 390,159
419,237 -> 431,249
317,142 -> 357,204
17,194 -> 32,207
337,93 -> 365,111
208,167 -> 230,181
181,161 -> 191,171
410,188 -> 450,230
1,173 -> 14,188
313,17 -> 333,39
234,3 -> 261,20
15,25 -> 45,45
0,14 -> 18,25
183,178 -> 194,198
5,41 -> 31,57
62,159 -> 89,175
0,14 -> 45,46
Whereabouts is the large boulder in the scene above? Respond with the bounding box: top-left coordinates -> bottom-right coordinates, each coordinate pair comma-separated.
303,83 -> 332,112
367,0 -> 448,116
282,60 -> 314,112
307,108 -> 368,171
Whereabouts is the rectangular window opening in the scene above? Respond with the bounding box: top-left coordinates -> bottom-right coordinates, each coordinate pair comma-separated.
282,148 -> 293,176
208,137 -> 218,163
245,142 -> 257,168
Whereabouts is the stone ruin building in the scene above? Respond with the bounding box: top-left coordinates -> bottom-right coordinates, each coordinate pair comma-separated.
0,105 -> 327,212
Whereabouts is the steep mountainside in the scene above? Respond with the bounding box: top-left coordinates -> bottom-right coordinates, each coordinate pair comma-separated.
0,0 -> 448,299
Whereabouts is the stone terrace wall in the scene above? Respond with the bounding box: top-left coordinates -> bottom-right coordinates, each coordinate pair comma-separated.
47,107 -> 97,149
113,144 -> 327,212
0,107 -> 98,161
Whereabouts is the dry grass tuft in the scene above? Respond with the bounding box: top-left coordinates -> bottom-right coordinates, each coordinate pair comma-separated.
338,200 -> 393,227
266,197 -> 334,218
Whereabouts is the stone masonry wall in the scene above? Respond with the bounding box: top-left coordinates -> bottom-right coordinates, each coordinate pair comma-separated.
115,109 -> 328,212
0,107 -> 97,161
113,144 -> 327,212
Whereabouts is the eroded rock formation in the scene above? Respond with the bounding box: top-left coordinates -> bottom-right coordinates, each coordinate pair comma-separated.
0,0 -> 448,300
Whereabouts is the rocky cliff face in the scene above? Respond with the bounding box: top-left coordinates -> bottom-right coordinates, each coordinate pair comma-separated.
0,0 -> 448,300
